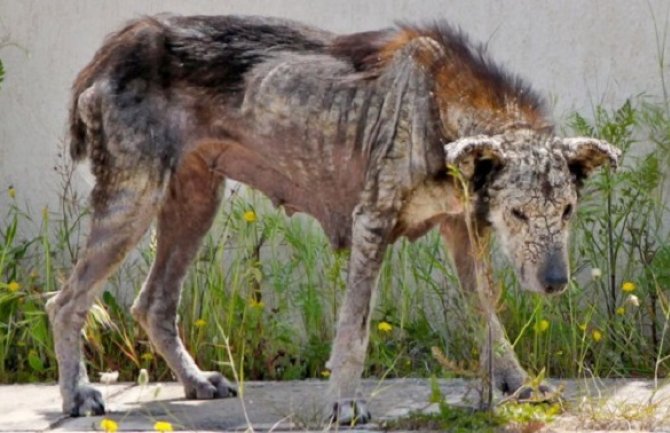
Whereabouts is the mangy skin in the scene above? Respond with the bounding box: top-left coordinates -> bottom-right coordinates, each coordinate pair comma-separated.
46,14 -> 620,424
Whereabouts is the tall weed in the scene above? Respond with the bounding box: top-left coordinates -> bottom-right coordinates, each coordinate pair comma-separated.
2,99 -> 670,384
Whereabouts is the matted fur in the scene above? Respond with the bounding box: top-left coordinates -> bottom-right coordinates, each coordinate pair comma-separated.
48,14 -> 619,424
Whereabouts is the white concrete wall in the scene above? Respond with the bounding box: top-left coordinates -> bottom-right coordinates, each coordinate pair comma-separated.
0,0 -> 668,214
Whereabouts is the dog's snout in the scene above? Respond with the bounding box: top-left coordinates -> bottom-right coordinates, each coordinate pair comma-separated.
540,250 -> 569,295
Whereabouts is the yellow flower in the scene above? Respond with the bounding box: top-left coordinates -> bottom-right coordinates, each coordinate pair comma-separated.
616,307 -> 625,316
7,186 -> 15,199
6,281 -> 20,292
578,323 -> 587,332
243,210 -> 257,223
622,281 -> 636,293
592,329 -> 603,342
100,418 -> 118,433
141,352 -> 154,362
377,321 -> 393,333
154,420 -> 173,432
535,319 -> 550,333
194,319 -> 207,328
249,298 -> 264,309
321,369 -> 331,378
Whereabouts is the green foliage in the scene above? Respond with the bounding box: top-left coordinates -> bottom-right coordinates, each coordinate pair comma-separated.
383,378 -> 560,432
0,199 -> 57,382
502,98 -> 670,379
2,96 -> 670,389
389,405 -> 504,433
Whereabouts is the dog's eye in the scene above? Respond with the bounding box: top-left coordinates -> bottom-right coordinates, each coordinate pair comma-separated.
562,204 -> 573,221
511,208 -> 528,221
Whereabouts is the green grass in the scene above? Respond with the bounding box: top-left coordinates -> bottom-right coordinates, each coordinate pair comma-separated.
381,378 -> 562,432
1,98 -> 670,389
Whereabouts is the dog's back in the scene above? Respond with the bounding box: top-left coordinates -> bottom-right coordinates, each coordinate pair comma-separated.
69,15 -> 332,162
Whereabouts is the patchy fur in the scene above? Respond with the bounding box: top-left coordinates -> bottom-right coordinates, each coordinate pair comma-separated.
47,14 -> 619,424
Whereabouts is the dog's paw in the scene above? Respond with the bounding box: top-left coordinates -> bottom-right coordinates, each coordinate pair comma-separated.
512,381 -> 559,403
330,399 -> 371,426
68,384 -> 106,417
497,368 -> 560,403
203,371 -> 237,398
184,371 -> 237,399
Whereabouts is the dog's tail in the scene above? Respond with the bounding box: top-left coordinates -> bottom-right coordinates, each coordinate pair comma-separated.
68,17 -> 168,162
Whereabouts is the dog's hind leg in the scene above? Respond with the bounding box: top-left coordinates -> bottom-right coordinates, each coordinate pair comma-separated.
47,172 -> 164,416
130,144 -> 236,400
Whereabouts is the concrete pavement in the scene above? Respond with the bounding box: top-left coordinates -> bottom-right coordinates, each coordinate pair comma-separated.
2,378 -> 670,432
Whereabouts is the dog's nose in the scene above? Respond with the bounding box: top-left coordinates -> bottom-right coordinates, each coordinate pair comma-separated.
539,249 -> 569,295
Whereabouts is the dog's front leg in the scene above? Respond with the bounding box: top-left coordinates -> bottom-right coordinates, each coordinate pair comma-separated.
326,208 -> 392,425
439,218 -> 552,400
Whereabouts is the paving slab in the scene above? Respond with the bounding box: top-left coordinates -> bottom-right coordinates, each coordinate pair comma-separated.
545,379 -> 670,432
1,378 -> 670,432
48,378 -> 477,432
0,383 -> 131,432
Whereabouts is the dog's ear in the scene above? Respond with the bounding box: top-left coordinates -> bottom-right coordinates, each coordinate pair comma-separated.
444,135 -> 507,191
561,137 -> 621,185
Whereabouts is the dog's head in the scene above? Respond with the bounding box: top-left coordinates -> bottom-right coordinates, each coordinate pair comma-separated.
445,128 -> 620,295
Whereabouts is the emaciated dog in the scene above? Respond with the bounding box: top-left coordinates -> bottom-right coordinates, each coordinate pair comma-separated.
47,14 -> 619,424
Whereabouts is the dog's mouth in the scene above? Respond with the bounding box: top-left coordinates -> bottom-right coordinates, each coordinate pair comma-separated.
519,275 -> 568,296
543,284 -> 567,296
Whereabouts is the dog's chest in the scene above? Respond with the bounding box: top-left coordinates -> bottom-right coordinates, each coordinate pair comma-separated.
393,180 -> 464,240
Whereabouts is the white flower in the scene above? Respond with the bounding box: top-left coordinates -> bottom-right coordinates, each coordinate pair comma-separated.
626,294 -> 640,307
99,371 -> 119,384
591,268 -> 602,279
137,368 -> 149,386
